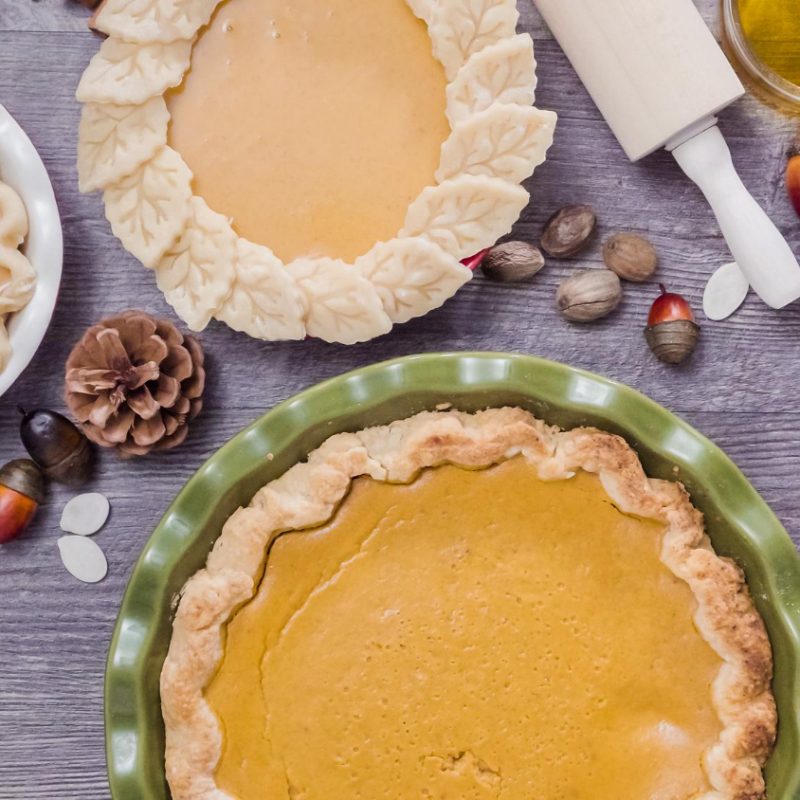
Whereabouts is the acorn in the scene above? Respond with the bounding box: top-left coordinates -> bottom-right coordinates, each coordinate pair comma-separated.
0,459 -> 45,544
645,285 -> 700,365
787,155 -> 800,219
19,408 -> 94,487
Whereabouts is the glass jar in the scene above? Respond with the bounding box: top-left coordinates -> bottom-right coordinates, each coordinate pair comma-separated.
722,0 -> 800,109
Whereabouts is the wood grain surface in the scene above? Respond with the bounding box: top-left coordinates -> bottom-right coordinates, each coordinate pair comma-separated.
0,1 -> 798,797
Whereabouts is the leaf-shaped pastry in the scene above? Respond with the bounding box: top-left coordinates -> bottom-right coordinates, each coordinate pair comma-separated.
402,175 -> 529,259
430,0 -> 519,80
286,258 -> 392,345
78,98 -> 169,193
215,239 -> 306,341
436,105 -> 556,183
103,146 -> 193,269
155,198 -> 237,331
446,34 -> 536,126
0,182 -> 28,248
407,0 -> 437,24
0,320 -> 10,373
94,0 -> 218,44
0,248 -> 36,316
75,38 -> 192,105
356,238 -> 472,324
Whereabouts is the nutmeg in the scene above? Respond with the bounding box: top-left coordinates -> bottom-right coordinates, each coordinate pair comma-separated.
541,205 -> 597,258
556,269 -> 622,322
603,233 -> 658,282
482,241 -> 545,282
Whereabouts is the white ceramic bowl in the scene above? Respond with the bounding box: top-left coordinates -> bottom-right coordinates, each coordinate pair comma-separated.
0,104 -> 63,397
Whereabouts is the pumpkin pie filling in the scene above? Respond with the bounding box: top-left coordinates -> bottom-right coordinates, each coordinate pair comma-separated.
207,459 -> 724,798
166,0 -> 450,263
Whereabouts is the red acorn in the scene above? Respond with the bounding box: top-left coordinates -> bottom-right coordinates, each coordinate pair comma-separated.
787,155 -> 800,219
645,285 -> 700,365
0,460 -> 45,544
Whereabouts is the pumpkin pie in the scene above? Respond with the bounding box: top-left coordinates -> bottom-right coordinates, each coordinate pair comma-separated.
76,0 -> 556,343
161,408 -> 777,800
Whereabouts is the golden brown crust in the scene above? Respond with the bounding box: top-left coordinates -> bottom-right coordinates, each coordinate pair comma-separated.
160,408 -> 776,800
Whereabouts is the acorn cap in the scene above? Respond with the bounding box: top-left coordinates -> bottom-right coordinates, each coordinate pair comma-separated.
645,319 -> 700,365
0,459 -> 46,503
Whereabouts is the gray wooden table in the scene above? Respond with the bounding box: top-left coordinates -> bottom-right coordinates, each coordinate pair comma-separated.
0,1 -> 798,797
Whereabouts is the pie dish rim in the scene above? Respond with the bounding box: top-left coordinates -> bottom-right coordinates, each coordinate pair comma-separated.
162,406 -> 776,800
103,353 -> 800,800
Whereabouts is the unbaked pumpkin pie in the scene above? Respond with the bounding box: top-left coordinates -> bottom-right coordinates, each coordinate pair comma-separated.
76,0 -> 556,343
161,408 -> 776,800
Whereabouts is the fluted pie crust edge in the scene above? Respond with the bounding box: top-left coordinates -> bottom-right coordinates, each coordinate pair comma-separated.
160,407 -> 776,800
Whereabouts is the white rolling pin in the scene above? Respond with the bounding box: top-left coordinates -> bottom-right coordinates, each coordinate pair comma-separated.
534,0 -> 800,310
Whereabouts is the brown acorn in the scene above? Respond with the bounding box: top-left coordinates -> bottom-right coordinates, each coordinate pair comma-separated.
19,408 -> 94,487
0,459 -> 45,544
645,285 -> 700,365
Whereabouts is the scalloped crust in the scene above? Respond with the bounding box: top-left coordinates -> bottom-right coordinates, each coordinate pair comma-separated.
76,0 -> 554,344
161,408 -> 777,800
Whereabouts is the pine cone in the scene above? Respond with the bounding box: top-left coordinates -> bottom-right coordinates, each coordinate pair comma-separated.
64,311 -> 205,456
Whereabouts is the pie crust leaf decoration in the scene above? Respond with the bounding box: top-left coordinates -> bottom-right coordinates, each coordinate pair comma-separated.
0,248 -> 36,316
437,105 -> 557,183
446,33 -> 537,126
103,146 -> 193,270
76,0 -> 550,344
75,38 -> 193,106
155,197 -> 238,331
93,0 -> 218,45
215,240 -> 307,341
78,98 -> 169,193
0,182 -> 36,371
355,238 -> 472,324
402,175 -> 529,259
0,181 -> 29,249
430,0 -> 520,80
286,258 -> 392,345
407,0 -> 437,24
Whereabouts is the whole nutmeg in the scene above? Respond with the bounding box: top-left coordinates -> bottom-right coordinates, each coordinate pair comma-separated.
556,269 -> 622,322
645,285 -> 700,365
541,205 -> 597,258
481,241 -> 545,282
603,233 -> 658,282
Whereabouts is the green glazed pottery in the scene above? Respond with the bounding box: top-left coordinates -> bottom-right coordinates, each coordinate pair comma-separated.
105,353 -> 800,799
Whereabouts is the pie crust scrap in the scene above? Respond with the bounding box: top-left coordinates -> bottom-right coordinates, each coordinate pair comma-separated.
0,181 -> 37,372
76,0 -> 556,344
161,408 -> 777,800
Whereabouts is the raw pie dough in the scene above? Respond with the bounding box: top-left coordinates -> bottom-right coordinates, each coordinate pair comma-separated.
76,0 -> 556,343
0,181 -> 37,372
161,408 -> 777,800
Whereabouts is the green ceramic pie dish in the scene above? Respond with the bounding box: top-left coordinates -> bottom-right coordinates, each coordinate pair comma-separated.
105,352 -> 800,799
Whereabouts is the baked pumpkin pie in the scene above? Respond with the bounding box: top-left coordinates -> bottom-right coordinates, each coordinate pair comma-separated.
76,0 -> 556,343
161,408 -> 777,800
